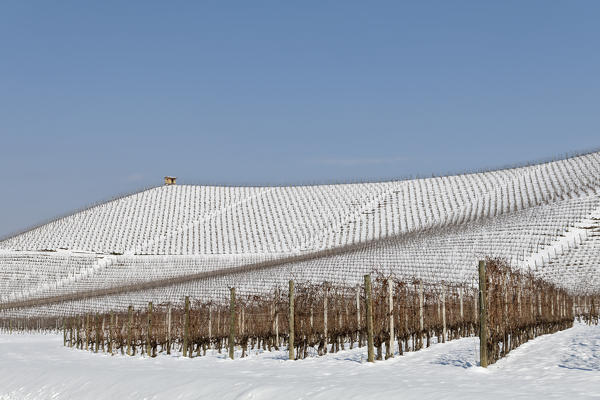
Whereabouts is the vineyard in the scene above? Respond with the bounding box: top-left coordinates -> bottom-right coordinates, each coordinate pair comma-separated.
2,260 -> 598,367
0,152 -> 599,369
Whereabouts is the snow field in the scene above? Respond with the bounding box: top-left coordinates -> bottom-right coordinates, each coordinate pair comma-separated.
0,322 -> 598,400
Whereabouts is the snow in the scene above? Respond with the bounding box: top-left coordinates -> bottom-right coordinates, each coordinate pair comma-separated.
1,323 -> 599,399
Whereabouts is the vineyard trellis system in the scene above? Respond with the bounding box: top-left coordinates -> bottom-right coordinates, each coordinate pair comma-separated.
1,259 -> 598,367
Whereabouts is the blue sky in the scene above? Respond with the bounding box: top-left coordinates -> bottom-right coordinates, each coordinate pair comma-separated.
1,1 -> 599,238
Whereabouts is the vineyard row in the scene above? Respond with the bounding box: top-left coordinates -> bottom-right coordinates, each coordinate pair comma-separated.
1,260 -> 598,366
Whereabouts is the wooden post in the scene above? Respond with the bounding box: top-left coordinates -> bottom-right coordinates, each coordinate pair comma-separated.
356,284 -> 361,332
324,285 -> 328,353
167,303 -> 172,355
530,289 -> 535,321
183,296 -> 190,357
517,283 -> 522,317
274,288 -> 279,347
459,287 -> 464,320
108,312 -> 114,355
478,260 -> 488,368
229,288 -> 236,360
208,304 -> 212,350
85,314 -> 89,351
63,319 -> 66,346
289,280 -> 295,360
241,308 -> 245,337
77,317 -> 82,349
474,287 -> 478,330
69,318 -> 74,347
127,306 -> 133,356
101,315 -> 106,352
364,274 -> 374,363
387,279 -> 394,358
95,314 -> 100,353
442,286 -> 447,343
419,281 -> 424,333
147,302 -> 153,357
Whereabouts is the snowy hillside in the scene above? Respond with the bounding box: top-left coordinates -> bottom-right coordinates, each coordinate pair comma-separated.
1,152 -> 600,317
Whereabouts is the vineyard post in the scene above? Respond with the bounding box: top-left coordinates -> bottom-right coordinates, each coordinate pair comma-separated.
588,296 -> 592,317
559,293 -> 563,318
364,274 -> 374,363
419,281 -> 424,347
167,303 -> 172,355
109,312 -> 114,355
478,260 -> 488,368
324,285 -> 328,353
208,305 -> 212,350
88,315 -> 93,351
95,314 -> 100,353
147,302 -> 153,357
101,315 -> 106,352
442,285 -> 447,343
274,287 -> 279,348
538,292 -> 542,320
587,296 -> 590,316
458,287 -> 464,338
183,296 -> 190,357
517,283 -> 522,317
356,284 -> 361,347
459,287 -> 464,319
115,315 -> 119,350
387,279 -> 394,358
559,293 -> 562,318
289,280 -> 295,360
63,319 -> 66,346
530,288 -> 535,338
77,317 -> 82,349
502,277 -> 508,355
127,306 -> 133,356
85,314 -> 89,351
240,308 -> 245,339
229,287 -> 236,360
473,286 -> 478,334
69,318 -> 73,347
559,292 -> 562,318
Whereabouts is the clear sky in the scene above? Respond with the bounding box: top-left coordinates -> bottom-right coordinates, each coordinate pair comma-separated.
1,1 -> 599,238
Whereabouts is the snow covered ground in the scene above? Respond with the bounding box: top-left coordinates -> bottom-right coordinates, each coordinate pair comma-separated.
1,323 -> 599,400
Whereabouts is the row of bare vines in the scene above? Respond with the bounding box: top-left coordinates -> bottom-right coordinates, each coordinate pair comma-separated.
1,263 -> 598,365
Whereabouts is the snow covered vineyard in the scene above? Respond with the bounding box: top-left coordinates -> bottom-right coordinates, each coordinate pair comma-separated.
1,151 -> 600,318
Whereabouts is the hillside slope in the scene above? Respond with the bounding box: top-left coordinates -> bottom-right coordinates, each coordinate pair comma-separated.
1,152 -> 600,316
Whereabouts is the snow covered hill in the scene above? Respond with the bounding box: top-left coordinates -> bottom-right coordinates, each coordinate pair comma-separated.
1,152 -> 600,317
